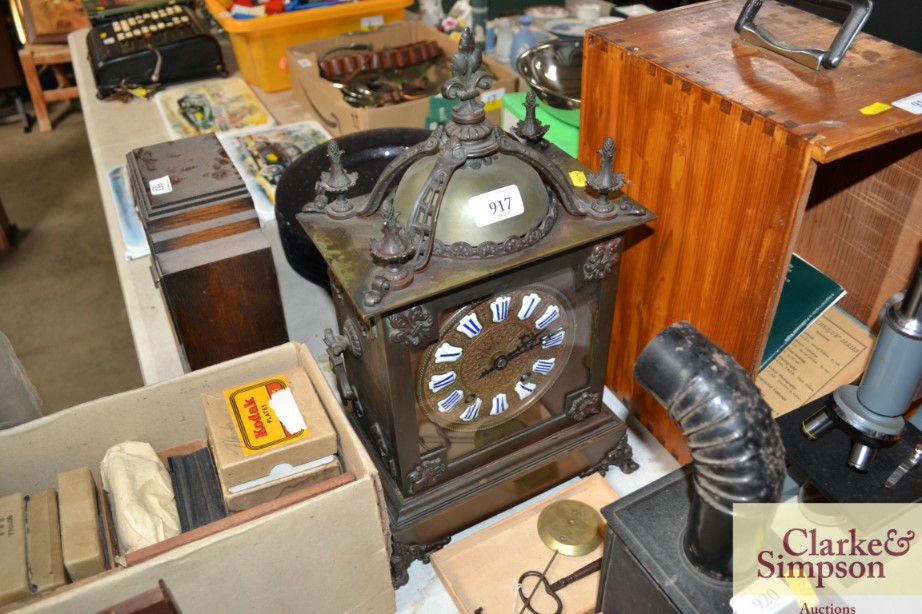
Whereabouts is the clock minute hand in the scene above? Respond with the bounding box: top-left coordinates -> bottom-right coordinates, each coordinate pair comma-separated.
478,331 -> 544,379
507,331 -> 543,362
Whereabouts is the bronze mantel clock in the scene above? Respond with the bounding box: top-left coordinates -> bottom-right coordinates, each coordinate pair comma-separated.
297,29 -> 654,587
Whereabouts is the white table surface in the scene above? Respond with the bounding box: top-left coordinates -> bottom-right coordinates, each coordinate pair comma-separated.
68,27 -> 680,611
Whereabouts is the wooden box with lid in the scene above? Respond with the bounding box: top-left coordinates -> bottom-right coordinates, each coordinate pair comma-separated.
580,0 -> 922,461
127,134 -> 288,371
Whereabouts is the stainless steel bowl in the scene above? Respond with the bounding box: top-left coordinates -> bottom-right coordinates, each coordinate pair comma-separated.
516,38 -> 583,111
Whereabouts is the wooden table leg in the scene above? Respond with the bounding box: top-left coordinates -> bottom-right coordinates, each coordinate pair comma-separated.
17,47 -> 51,132
17,44 -> 79,133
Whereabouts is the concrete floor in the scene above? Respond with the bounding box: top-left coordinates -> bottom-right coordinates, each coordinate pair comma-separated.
0,99 -> 143,414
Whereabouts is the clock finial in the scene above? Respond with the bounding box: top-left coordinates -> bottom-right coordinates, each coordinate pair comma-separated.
442,27 -> 493,127
585,137 -> 645,219
313,139 -> 358,220
370,207 -> 415,294
513,90 -> 550,148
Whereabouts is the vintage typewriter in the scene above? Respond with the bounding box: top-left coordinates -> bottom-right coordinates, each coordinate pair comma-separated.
86,2 -> 226,98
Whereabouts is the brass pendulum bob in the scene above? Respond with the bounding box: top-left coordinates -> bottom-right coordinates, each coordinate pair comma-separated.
515,500 -> 604,614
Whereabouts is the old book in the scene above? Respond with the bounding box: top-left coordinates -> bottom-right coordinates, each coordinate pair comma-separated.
58,467 -> 106,581
760,254 -> 845,370
25,489 -> 67,593
0,492 -> 30,606
154,78 -> 274,141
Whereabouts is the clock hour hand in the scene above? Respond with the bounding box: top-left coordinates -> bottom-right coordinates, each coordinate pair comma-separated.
478,330 -> 544,379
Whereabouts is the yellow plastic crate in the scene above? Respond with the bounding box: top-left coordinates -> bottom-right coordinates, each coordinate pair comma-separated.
205,0 -> 411,92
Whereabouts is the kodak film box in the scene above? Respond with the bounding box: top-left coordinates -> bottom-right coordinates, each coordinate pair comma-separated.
203,368 -> 339,511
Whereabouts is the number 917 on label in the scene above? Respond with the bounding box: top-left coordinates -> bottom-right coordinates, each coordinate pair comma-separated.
470,184 -> 525,228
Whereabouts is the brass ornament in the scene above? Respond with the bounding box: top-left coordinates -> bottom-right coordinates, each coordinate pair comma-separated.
407,457 -> 447,494
566,391 -> 601,422
387,305 -> 435,347
582,238 -> 622,282
299,27 -> 649,304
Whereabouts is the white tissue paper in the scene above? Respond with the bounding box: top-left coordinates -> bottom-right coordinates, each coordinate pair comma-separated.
100,441 -> 181,556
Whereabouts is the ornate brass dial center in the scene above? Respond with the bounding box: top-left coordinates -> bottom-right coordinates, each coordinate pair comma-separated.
417,285 -> 575,432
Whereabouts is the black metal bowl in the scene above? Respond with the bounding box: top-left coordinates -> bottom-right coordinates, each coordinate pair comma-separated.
275,127 -> 431,288
516,38 -> 584,111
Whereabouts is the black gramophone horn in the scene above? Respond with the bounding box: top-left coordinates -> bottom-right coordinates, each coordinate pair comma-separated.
633,321 -> 787,580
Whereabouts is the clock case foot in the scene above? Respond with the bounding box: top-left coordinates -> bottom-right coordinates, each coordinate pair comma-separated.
581,435 -> 639,477
350,408 -> 631,588
389,535 -> 451,589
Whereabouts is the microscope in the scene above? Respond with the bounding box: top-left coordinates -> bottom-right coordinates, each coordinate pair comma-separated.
777,252 -> 922,502
801,253 -> 922,473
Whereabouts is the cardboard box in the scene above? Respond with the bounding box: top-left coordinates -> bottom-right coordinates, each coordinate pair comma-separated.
203,368 -> 337,488
204,0 -> 411,92
57,467 -> 106,582
219,454 -> 342,514
24,490 -> 66,594
0,493 -> 29,606
203,367 -> 342,512
287,21 -> 520,136
0,343 -> 394,614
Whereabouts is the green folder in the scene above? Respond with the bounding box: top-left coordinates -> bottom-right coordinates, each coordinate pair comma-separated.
760,254 -> 845,371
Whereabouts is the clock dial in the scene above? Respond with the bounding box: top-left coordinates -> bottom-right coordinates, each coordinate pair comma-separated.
417,286 -> 575,431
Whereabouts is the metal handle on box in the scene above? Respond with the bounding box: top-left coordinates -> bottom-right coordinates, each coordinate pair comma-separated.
735,0 -> 873,70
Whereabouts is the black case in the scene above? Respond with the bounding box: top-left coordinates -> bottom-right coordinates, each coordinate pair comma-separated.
87,4 -> 226,98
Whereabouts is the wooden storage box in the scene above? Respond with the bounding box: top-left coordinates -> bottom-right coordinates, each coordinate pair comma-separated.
0,343 -> 395,613
126,134 -> 288,371
581,0 -> 922,461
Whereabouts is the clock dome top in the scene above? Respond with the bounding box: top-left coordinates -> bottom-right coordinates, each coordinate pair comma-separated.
298,28 -> 652,311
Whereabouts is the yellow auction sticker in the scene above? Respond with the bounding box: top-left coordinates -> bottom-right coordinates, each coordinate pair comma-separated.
783,573 -> 818,607
860,102 -> 892,115
225,374 -> 308,454
569,170 -> 587,187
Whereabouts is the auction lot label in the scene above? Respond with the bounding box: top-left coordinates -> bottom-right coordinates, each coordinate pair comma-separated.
732,503 -> 921,614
